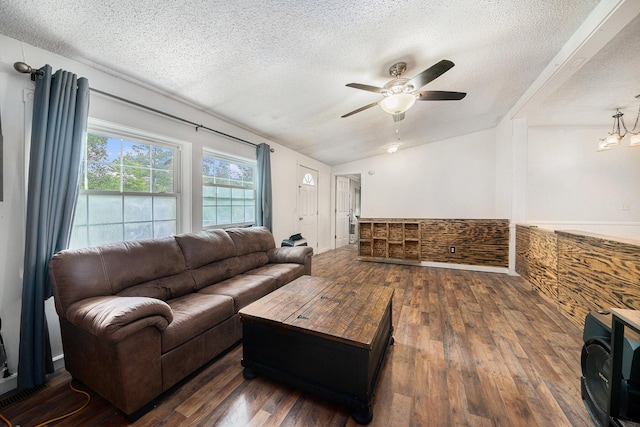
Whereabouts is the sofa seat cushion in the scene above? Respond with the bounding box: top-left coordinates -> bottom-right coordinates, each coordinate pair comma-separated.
199,274 -> 277,312
245,263 -> 306,288
162,293 -> 234,353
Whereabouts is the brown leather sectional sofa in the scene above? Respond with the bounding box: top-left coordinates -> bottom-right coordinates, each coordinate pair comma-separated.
48,226 -> 313,417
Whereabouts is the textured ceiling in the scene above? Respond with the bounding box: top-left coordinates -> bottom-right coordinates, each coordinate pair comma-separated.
526,13 -> 640,127
0,0 -> 615,165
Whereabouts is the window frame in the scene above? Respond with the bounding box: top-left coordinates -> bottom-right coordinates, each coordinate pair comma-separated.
70,120 -> 184,249
202,149 -> 257,229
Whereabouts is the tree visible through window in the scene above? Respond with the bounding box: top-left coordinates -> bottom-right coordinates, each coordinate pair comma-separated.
70,132 -> 179,248
203,152 -> 256,228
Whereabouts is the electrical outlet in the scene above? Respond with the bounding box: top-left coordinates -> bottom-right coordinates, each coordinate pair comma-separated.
622,202 -> 631,211
450,247 -> 455,253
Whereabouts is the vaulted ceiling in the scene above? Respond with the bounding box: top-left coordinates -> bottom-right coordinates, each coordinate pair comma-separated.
1,0 -> 637,165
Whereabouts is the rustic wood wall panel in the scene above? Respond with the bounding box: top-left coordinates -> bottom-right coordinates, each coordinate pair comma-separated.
556,231 -> 640,327
515,225 -> 558,302
420,219 -> 509,267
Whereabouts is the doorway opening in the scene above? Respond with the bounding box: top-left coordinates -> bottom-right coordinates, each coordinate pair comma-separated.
335,174 -> 361,249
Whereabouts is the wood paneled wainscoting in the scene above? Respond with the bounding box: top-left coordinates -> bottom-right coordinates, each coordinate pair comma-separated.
516,224 -> 640,328
359,218 -> 509,268
515,225 -> 558,302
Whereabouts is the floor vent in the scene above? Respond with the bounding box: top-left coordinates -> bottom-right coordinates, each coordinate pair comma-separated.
0,383 -> 48,411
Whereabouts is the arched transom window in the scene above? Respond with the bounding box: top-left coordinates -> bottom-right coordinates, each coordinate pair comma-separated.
302,173 -> 315,186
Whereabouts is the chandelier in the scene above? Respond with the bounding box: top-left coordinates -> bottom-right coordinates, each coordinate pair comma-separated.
598,95 -> 640,151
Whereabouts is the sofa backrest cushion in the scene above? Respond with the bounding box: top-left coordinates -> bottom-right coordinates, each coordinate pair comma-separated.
49,237 -> 193,317
226,227 -> 275,274
175,230 -> 237,269
226,226 -> 276,255
175,229 -> 241,289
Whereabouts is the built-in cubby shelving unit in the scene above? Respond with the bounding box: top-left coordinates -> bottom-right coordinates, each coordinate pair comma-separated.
358,219 -> 422,263
358,218 -> 509,267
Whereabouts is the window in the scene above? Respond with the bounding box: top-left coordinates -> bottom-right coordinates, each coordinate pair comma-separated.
70,130 -> 180,248
202,151 -> 256,228
302,173 -> 315,186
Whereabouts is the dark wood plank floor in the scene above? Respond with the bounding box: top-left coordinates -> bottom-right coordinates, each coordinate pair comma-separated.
0,245 -> 593,426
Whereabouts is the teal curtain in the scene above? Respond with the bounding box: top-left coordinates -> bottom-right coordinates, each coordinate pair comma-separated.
256,143 -> 272,231
18,65 -> 89,389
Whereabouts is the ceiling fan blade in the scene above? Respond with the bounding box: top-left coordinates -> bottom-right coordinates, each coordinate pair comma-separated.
341,101 -> 379,118
346,83 -> 385,93
407,59 -> 455,90
416,90 -> 467,101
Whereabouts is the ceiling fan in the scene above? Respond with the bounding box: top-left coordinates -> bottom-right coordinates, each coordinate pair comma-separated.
341,59 -> 466,121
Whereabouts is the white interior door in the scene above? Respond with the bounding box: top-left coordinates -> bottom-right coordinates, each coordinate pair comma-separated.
336,176 -> 350,248
298,166 -> 318,252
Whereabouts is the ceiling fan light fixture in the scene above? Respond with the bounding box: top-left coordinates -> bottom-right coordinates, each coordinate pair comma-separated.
342,59 -> 464,119
385,143 -> 400,153
380,93 -> 416,115
604,132 -> 622,147
599,99 -> 640,151
597,139 -> 612,152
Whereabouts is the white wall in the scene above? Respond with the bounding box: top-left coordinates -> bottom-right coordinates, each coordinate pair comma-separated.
495,118 -> 514,219
0,34 -> 330,393
332,128 -> 499,219
527,125 -> 640,239
270,146 -> 332,254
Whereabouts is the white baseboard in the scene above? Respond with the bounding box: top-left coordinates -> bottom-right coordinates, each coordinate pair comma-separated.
0,373 -> 17,395
53,354 -> 65,371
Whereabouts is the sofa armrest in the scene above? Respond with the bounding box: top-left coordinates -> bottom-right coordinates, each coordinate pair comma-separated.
267,246 -> 313,275
268,246 -> 313,264
65,296 -> 173,343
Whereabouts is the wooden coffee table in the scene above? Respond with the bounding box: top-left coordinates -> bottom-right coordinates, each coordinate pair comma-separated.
239,275 -> 394,424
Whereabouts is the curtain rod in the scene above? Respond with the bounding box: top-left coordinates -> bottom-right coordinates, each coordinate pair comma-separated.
13,61 -> 273,152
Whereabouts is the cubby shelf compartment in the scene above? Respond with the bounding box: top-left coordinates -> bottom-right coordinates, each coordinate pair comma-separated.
373,239 -> 387,258
373,223 -> 388,239
388,242 -> 404,259
389,223 -> 403,242
359,240 -> 372,257
405,241 -> 420,260
404,223 -> 420,241
359,222 -> 373,240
